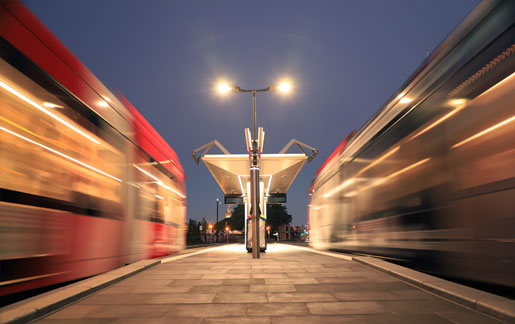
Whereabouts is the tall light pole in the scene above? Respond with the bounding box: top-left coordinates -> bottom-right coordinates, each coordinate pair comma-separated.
217,81 -> 291,258
216,198 -> 220,224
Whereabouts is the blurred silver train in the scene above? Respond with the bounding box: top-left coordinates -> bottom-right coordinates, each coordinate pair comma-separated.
308,0 -> 514,287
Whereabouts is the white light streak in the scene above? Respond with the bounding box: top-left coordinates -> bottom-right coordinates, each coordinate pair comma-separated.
323,178 -> 355,198
42,102 -> 63,108
385,158 -> 430,180
452,115 -> 515,149
0,79 -> 100,144
1,126 -> 121,182
356,146 -> 399,176
133,164 -> 186,198
238,175 -> 246,196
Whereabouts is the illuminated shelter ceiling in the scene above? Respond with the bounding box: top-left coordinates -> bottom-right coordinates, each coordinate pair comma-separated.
201,154 -> 307,197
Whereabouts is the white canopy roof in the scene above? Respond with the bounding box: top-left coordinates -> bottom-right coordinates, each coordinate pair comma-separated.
201,154 -> 308,197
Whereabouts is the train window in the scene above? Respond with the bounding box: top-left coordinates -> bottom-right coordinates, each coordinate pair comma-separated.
0,58 -> 123,219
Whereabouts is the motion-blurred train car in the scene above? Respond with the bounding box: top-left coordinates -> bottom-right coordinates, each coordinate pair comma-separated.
0,1 -> 187,298
308,0 -> 514,287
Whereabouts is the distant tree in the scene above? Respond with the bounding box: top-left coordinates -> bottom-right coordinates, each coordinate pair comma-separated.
215,205 -> 244,231
266,204 -> 292,233
186,219 -> 202,245
200,217 -> 207,237
212,204 -> 291,234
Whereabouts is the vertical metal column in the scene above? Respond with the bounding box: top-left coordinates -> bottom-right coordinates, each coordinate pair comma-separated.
251,91 -> 260,259
216,198 -> 219,223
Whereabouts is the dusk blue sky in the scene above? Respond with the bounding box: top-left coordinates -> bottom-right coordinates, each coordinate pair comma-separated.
25,0 -> 479,225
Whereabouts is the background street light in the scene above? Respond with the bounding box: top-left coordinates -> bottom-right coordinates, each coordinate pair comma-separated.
208,223 -> 213,243
216,198 -> 220,223
217,80 -> 292,258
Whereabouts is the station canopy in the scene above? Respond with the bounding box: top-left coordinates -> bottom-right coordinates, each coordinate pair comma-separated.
201,154 -> 307,197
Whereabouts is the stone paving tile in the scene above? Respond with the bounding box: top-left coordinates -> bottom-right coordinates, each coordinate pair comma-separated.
389,289 -> 440,300
249,284 -> 296,292
46,305 -> 99,319
210,265 -> 251,270
168,279 -> 224,286
35,319 -> 117,324
97,286 -> 191,294
376,300 -> 467,313
269,314 -> 453,324
303,267 -> 345,273
95,286 -> 134,294
189,284 -> 250,293
77,293 -> 216,304
229,269 -> 264,274
267,292 -> 337,303
47,304 -> 171,319
222,278 -> 265,285
316,276 -> 401,283
113,318 -> 202,324
213,292 -> 267,303
270,315 -> 363,324
357,314 -> 454,324
246,302 -> 311,316
263,268 -> 306,273
286,272 -> 342,278
332,291 -> 402,301
250,273 -> 288,279
293,283 -> 360,292
306,301 -> 388,315
202,273 -> 251,279
351,281 -> 415,291
164,303 -> 247,317
203,317 -> 271,324
143,268 -> 218,274
265,278 -> 318,285
252,265 -> 283,269
437,311 -> 505,324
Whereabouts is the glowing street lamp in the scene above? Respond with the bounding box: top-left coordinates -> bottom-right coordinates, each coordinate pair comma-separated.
276,82 -> 291,93
217,83 -> 232,93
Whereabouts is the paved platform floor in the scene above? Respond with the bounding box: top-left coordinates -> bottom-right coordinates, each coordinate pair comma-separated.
33,244 -> 504,324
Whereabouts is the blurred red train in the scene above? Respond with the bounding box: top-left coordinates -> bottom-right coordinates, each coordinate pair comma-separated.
0,0 -> 187,298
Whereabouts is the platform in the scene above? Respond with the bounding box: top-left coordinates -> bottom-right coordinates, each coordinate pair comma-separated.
2,244 -> 513,324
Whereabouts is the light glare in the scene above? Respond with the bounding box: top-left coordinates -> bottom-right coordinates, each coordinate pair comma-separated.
449,98 -> 468,107
218,83 -> 232,93
42,102 -> 63,108
277,82 -> 291,93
